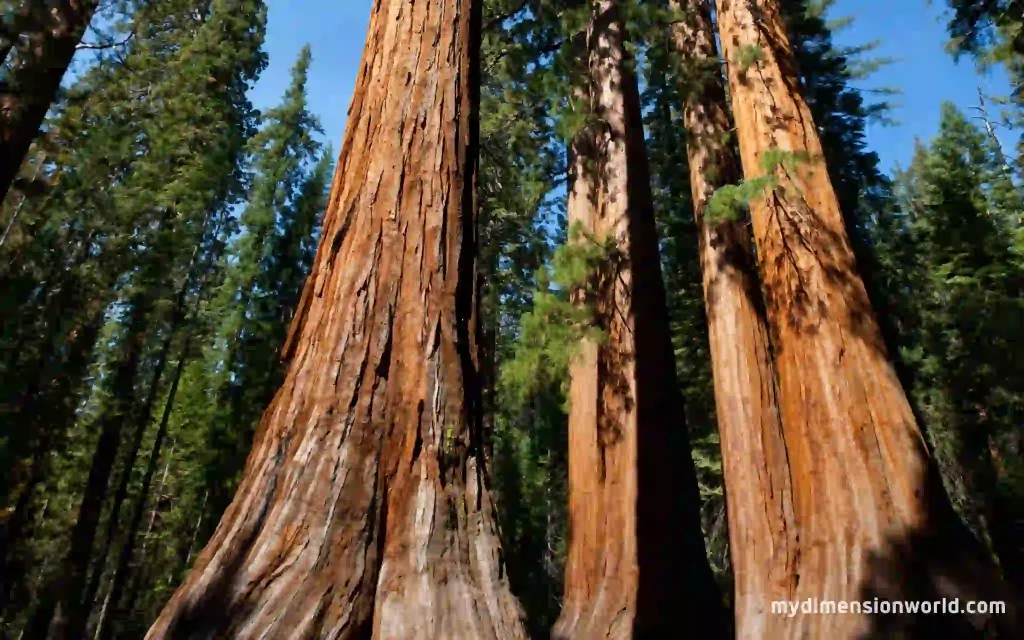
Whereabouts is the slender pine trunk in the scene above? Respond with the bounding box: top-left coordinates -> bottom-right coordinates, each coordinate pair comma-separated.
25,296 -> 152,640
94,330 -> 194,640
182,491 -> 207,571
78,263 -> 199,631
119,442 -> 174,624
0,302 -> 105,618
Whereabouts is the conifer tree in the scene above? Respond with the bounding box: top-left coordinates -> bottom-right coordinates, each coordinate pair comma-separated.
666,1 -> 795,636
713,0 -> 1017,635
0,0 -> 100,201
148,1 -> 528,636
640,1 -> 730,588
201,45 -> 326,518
890,103 -> 1024,588
3,1 -> 1024,636
552,1 -> 724,637
13,0 -> 268,635
477,0 -> 567,633
946,0 -> 1023,61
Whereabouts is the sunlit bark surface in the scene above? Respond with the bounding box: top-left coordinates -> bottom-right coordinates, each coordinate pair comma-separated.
715,0 -> 1017,636
554,1 -> 725,637
670,1 -> 797,636
147,1 -> 526,637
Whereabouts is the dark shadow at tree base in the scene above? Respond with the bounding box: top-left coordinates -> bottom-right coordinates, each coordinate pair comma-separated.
859,461 -> 1021,639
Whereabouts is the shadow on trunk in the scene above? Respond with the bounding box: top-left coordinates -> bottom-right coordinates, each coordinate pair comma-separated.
857,460 -> 1020,638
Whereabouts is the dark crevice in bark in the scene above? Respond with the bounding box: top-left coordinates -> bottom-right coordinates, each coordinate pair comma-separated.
556,2 -> 725,637
716,0 -> 1020,636
146,1 -> 524,636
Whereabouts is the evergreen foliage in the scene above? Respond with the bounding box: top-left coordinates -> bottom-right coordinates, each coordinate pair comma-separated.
0,0 -> 1020,635
0,0 -> 334,634
882,103 -> 1024,585
944,0 -> 1023,175
499,223 -> 611,412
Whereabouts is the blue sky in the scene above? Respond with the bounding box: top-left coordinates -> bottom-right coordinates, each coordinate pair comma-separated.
248,0 -> 1013,174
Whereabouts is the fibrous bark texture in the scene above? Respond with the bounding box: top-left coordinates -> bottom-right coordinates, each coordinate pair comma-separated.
0,0 -> 98,202
147,1 -> 526,637
552,2 -> 725,638
715,0 -> 1017,636
669,1 -> 797,637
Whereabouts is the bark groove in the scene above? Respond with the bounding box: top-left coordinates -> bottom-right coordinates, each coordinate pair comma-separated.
553,2 -> 725,638
147,1 -> 525,637
715,0 -> 1018,636
669,1 -> 798,636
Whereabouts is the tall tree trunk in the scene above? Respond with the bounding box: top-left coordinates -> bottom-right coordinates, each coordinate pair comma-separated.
0,302 -> 104,618
714,0 -> 1017,636
553,2 -> 725,638
0,0 -> 99,202
1,226 -> 101,509
181,491 -> 207,571
669,1 -> 797,637
95,330 -> 194,640
146,1 -> 526,637
79,268 -> 197,638
25,296 -> 152,640
120,443 -> 174,624
477,270 -> 497,471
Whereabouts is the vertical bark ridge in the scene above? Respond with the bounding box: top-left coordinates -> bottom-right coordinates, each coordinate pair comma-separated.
554,2 -> 725,638
669,1 -> 798,637
715,0 -> 1018,636
147,1 -> 525,638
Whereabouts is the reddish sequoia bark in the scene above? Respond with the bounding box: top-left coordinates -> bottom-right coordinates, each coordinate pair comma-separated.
715,0 -> 1017,636
0,0 -> 99,202
669,1 -> 797,637
147,1 -> 526,638
552,2 -> 725,638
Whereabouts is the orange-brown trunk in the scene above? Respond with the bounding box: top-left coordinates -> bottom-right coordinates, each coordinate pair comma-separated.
553,2 -> 725,638
147,1 -> 525,637
715,0 -> 1017,636
669,1 -> 797,636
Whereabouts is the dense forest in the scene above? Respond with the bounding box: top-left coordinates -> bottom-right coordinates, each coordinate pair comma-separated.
0,0 -> 1021,638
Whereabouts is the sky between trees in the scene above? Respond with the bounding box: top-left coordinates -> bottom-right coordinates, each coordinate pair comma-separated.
249,0 -> 1013,172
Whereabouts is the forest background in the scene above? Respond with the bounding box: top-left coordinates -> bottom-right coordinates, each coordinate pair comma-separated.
0,0 -> 1021,637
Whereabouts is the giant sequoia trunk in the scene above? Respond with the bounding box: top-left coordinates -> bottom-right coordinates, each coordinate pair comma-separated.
714,0 -> 1017,636
669,1 -> 797,637
0,0 -> 99,202
552,2 -> 724,638
147,1 -> 526,637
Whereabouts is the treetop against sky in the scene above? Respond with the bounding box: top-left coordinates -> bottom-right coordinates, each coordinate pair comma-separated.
249,0 -> 1013,173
